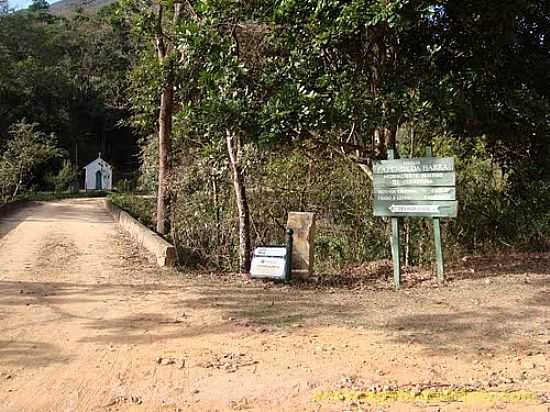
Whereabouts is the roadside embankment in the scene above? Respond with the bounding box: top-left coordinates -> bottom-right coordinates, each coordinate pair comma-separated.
104,198 -> 176,267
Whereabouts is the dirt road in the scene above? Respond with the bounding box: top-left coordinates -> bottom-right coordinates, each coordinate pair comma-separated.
0,199 -> 548,411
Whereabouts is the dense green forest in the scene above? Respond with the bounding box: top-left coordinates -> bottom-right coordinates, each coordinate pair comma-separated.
0,0 -> 138,196
1,0 -> 549,273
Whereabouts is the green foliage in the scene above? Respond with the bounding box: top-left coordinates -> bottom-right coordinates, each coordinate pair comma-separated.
46,159 -> 79,193
169,159 -> 238,268
115,0 -> 550,273
136,135 -> 158,192
28,0 -> 48,12
0,121 -> 63,200
110,192 -> 155,228
255,149 -> 388,272
115,178 -> 135,193
260,0 -> 438,147
0,5 -> 138,183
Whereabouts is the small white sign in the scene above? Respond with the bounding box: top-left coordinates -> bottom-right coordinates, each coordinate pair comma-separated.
250,256 -> 287,279
254,247 -> 287,257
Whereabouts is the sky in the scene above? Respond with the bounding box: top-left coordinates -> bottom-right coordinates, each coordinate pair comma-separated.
8,0 -> 53,10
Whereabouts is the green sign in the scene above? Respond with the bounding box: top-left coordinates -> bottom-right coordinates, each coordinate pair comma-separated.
373,149 -> 458,289
373,157 -> 457,216
374,187 -> 456,201
373,171 -> 455,188
373,157 -> 454,174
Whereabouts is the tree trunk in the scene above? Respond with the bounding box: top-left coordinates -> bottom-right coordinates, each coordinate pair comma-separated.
212,177 -> 222,268
370,22 -> 398,161
156,80 -> 173,235
385,125 -> 397,150
153,1 -> 182,235
225,131 -> 251,273
374,127 -> 386,159
373,125 -> 397,160
11,162 -> 24,200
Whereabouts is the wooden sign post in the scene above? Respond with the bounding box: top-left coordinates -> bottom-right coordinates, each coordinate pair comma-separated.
373,147 -> 457,288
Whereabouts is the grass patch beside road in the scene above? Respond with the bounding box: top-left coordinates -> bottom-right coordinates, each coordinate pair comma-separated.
14,191 -> 108,202
109,192 -> 155,229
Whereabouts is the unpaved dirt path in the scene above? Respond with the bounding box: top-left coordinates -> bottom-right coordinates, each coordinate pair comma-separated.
0,199 -> 548,412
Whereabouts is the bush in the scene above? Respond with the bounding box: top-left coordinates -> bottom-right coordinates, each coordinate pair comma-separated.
115,178 -> 135,193
46,159 -> 79,193
110,192 -> 155,228
0,121 -> 63,200
128,136 -> 550,272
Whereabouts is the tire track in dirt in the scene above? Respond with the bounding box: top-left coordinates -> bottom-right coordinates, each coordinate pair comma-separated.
0,199 -> 157,412
36,234 -> 80,275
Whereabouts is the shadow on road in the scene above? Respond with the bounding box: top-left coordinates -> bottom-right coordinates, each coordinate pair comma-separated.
0,340 -> 69,368
0,269 -> 548,362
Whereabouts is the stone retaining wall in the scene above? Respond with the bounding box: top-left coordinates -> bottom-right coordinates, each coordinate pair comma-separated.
104,198 -> 176,267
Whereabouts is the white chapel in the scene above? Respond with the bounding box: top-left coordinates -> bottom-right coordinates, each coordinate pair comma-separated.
83,153 -> 112,191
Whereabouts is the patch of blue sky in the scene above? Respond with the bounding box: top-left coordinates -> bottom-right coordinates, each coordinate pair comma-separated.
8,0 -> 52,10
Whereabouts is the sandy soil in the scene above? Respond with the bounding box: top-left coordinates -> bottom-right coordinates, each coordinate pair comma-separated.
0,199 -> 548,412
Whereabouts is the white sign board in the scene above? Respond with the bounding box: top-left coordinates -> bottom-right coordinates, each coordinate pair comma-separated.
250,246 -> 288,280
254,247 -> 287,258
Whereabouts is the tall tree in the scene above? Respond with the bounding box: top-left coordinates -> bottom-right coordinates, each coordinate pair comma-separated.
28,0 -> 48,12
120,0 -> 186,235
431,0 -> 550,183
153,0 -> 183,235
0,5 -> 136,172
0,121 -> 63,199
171,9 -> 257,272
256,0 -> 440,176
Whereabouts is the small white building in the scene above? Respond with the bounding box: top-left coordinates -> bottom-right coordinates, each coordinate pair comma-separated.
83,154 -> 112,191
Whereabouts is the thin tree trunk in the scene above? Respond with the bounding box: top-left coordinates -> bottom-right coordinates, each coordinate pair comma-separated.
374,125 -> 397,160
153,1 -> 182,235
374,128 -> 385,158
225,131 -> 251,273
156,81 -> 173,235
12,162 -> 24,200
12,181 -> 21,200
385,125 -> 397,150
404,127 -> 414,266
370,22 -> 398,161
212,177 -> 222,268
170,194 -> 181,265
404,221 -> 410,267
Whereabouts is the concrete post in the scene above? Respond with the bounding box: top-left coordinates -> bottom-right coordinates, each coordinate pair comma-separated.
286,212 -> 315,277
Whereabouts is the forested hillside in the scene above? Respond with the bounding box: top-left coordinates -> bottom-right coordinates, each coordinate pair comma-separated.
0,0 -> 137,196
49,0 -> 116,15
1,0 -> 549,273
